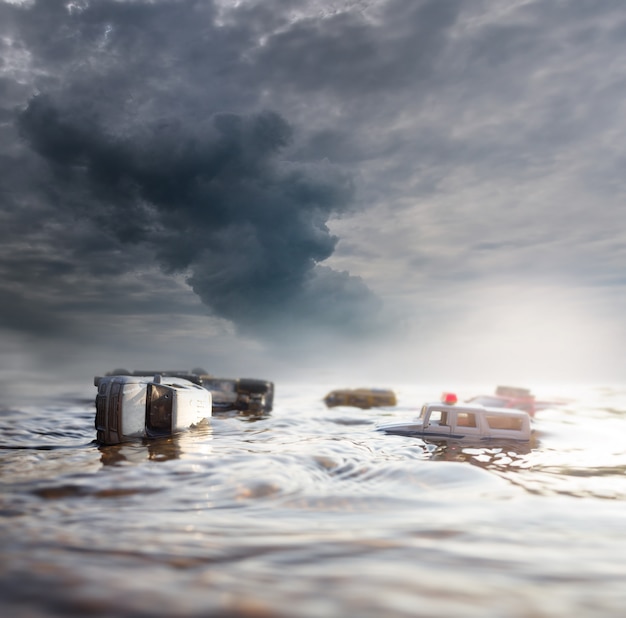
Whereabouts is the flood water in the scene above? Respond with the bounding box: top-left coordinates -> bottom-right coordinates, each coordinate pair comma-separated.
1,382 -> 626,617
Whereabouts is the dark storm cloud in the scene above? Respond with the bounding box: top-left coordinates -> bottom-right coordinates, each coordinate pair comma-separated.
0,0 -> 401,340
16,92 -> 383,337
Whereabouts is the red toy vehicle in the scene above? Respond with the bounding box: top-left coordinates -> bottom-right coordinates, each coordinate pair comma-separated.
466,386 -> 537,417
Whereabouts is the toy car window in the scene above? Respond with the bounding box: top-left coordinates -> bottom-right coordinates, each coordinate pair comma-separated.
456,412 -> 477,427
485,415 -> 523,431
109,383 -> 121,431
146,384 -> 174,434
212,381 -> 235,392
429,410 -> 447,425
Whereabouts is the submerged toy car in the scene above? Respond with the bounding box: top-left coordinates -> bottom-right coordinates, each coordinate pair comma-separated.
104,369 -> 275,414
377,393 -> 531,442
466,385 -> 537,417
94,374 -> 212,445
324,388 -> 397,409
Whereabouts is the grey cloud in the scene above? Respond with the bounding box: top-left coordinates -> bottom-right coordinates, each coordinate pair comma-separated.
0,288 -> 69,337
253,0 -> 462,96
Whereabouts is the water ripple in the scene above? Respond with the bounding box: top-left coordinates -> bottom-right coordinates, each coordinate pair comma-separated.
2,383 -> 626,616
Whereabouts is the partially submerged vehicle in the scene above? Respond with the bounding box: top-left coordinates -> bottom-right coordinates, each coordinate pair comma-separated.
104,369 -> 275,414
94,374 -> 212,445
467,385 -> 537,417
377,393 -> 531,443
324,388 -> 397,409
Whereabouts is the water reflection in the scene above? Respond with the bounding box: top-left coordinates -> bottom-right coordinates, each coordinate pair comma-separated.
428,441 -> 533,470
96,405 -> 271,466
3,384 -> 626,618
99,438 -> 184,465
98,421 -> 215,466
211,408 -> 272,422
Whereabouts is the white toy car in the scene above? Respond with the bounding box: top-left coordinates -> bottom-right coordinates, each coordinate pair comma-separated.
94,374 -> 212,445
377,393 -> 531,442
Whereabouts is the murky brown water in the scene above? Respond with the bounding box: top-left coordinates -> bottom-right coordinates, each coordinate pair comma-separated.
1,383 -> 626,617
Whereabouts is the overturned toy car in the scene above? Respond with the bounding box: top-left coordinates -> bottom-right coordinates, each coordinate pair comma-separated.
94,374 -> 212,445
377,392 -> 531,442
324,388 -> 397,409
104,369 -> 274,414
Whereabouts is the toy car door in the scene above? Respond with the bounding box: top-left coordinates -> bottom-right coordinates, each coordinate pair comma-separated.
423,409 -> 452,437
451,410 -> 481,439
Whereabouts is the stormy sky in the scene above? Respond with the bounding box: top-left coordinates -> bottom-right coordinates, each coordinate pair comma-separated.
1,0 -> 626,397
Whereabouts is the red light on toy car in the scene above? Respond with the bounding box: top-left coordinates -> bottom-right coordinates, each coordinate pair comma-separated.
441,392 -> 457,405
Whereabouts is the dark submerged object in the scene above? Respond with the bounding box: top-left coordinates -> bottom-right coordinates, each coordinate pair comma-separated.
324,388 -> 397,409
